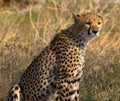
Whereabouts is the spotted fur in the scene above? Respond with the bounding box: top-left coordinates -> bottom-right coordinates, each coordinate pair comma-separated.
8,13 -> 102,101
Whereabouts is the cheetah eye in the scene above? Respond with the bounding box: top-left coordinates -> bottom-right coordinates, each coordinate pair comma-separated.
77,14 -> 80,17
85,22 -> 91,25
98,22 -> 101,25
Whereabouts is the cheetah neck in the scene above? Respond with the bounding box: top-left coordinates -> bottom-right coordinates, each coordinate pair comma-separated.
62,24 -> 96,47
61,29 -> 88,49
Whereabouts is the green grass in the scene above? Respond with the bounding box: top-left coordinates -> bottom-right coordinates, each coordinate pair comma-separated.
0,0 -> 120,101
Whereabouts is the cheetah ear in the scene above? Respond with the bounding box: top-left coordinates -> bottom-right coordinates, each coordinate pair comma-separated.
72,13 -> 80,23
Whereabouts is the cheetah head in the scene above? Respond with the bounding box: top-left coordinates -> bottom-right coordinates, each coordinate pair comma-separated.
73,13 -> 102,42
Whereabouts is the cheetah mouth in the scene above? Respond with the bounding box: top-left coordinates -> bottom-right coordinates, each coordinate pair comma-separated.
93,32 -> 99,36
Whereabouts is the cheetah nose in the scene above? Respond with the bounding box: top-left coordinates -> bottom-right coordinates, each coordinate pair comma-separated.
92,30 -> 98,34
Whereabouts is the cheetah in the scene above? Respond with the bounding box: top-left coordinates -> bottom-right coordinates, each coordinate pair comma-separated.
7,13 -> 102,101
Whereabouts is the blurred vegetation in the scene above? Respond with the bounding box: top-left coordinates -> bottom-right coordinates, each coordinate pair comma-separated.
0,0 -> 120,101
0,0 -> 37,7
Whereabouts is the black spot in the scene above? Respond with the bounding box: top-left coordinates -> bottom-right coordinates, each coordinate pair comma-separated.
44,81 -> 46,85
36,97 -> 39,100
50,82 -> 56,88
32,87 -> 35,90
59,96 -> 63,101
40,85 -> 42,88
50,82 -> 53,86
46,86 -> 49,88
81,43 -> 85,47
65,88 -> 69,92
68,98 -> 71,101
34,94 -> 37,98
14,94 -> 18,99
69,90 -> 76,95
64,79 -> 68,83
77,60 -> 79,62
38,81 -> 40,83
71,70 -> 73,73
15,86 -> 19,90
64,69 -> 67,72
11,96 -> 14,100
46,90 -> 49,94
66,93 -> 69,96
77,89 -> 79,94
55,97 -> 59,100
41,94 -> 45,97
61,69 -> 65,73
65,61 -> 67,64
76,56 -> 79,58
59,85 -> 63,89
67,64 -> 70,67
74,59 -> 76,62
63,89 -> 66,93
75,96 -> 78,101
75,96 -> 77,101
38,96 -> 42,99
38,88 -> 40,91
43,88 -> 45,91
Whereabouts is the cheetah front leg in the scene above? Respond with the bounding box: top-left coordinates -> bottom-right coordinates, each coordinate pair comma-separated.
54,80 -> 80,101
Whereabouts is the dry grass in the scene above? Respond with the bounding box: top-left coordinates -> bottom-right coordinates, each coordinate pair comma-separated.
0,0 -> 120,101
